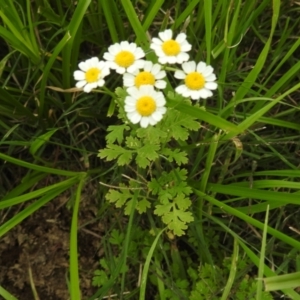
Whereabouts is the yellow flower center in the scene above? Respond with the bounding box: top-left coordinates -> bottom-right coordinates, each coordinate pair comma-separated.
136,96 -> 156,116
185,72 -> 205,90
162,40 -> 181,56
134,71 -> 155,87
115,50 -> 135,67
85,68 -> 101,83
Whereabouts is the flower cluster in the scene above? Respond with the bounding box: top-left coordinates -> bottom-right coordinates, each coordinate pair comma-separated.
74,29 -> 217,128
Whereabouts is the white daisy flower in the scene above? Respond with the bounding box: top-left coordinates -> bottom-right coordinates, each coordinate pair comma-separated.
103,41 -> 145,74
150,29 -> 192,64
73,57 -> 110,93
123,61 -> 167,90
174,61 -> 218,100
124,85 -> 167,128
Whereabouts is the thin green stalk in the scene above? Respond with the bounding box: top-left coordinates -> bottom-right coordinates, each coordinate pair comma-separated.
70,175 -> 86,300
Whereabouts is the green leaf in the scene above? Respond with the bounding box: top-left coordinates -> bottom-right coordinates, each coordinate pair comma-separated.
30,129 -> 58,156
138,144 -> 160,160
135,155 -> 149,169
148,178 -> 161,195
162,109 -> 200,141
136,198 -> 151,214
105,187 -> 132,208
161,206 -> 193,236
92,270 -> 109,287
154,202 -> 194,236
154,202 -> 172,217
167,93 -> 239,134
115,87 -> 128,99
161,148 -> 188,165
136,126 -> 168,144
109,229 -> 124,246
126,136 -> 142,149
174,194 -> 192,210
106,124 -> 130,144
98,145 -> 132,166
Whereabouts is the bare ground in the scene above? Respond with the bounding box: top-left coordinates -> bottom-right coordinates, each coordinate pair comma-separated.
0,184 -> 104,300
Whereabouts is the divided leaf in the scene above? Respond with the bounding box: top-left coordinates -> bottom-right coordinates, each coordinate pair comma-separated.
136,126 -> 168,144
161,148 -> 188,165
154,202 -> 194,236
136,143 -> 160,168
106,124 -> 129,144
105,186 -> 132,208
162,109 -> 200,141
98,144 -> 132,165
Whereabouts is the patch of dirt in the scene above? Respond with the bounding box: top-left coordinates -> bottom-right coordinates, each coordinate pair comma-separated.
0,184 -> 105,299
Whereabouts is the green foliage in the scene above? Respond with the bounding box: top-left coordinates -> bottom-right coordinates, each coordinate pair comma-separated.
2,0 -> 300,299
189,263 -> 273,300
99,88 -> 199,236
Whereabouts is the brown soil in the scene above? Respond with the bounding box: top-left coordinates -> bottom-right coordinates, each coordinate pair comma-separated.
0,184 -> 104,300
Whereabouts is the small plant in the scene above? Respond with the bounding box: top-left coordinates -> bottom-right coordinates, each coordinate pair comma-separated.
73,28 -> 218,236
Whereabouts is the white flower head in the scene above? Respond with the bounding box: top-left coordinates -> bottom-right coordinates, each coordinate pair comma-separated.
103,41 -> 145,74
150,29 -> 192,64
73,57 -> 110,93
174,61 -> 218,100
124,85 -> 167,128
123,61 -> 167,90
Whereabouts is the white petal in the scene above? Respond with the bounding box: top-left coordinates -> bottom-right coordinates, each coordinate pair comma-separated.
103,52 -> 115,61
123,74 -> 135,86
78,61 -> 88,72
176,33 -> 187,43
182,89 -> 192,98
202,66 -> 214,76
151,111 -> 163,122
90,57 -> 99,65
159,29 -> 172,41
116,66 -> 126,74
167,56 -> 177,64
155,80 -> 167,89
150,44 -> 163,52
97,79 -> 105,87
74,70 -> 85,80
148,116 -> 158,125
157,106 -> 167,115
101,67 -> 110,78
206,74 -> 216,82
83,82 -> 97,93
140,117 -> 150,128
199,88 -> 212,98
129,42 -> 137,52
151,37 -> 163,45
155,70 -> 166,79
108,43 -> 121,54
124,105 -> 136,112
151,63 -> 160,75
155,94 -> 166,106
134,48 -> 145,59
174,70 -> 186,79
158,56 -> 168,64
177,52 -> 189,63
75,80 -> 86,88
127,87 -> 139,98
180,42 -> 192,52
175,85 -> 188,94
120,41 -> 130,49
196,62 -> 206,73
205,82 -> 218,90
182,61 -> 196,73
140,61 -> 150,71
128,111 -> 141,123
190,90 -> 201,100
